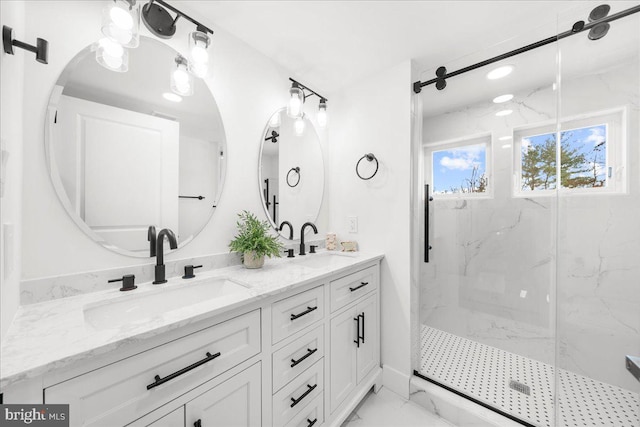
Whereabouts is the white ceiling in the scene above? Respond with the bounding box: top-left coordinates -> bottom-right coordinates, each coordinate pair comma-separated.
181,0 -> 632,95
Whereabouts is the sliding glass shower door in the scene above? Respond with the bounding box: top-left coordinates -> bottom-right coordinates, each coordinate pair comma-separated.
415,4 -> 639,426
554,5 -> 639,426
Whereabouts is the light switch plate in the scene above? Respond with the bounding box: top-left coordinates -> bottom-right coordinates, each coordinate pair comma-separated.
347,216 -> 358,233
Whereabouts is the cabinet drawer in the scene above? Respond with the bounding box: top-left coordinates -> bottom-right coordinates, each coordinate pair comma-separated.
273,359 -> 324,427
272,324 -> 324,392
284,394 -> 324,427
46,310 -> 260,427
330,266 -> 377,312
272,285 -> 324,344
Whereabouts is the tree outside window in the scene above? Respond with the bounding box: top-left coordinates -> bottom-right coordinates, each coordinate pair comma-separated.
520,124 -> 607,191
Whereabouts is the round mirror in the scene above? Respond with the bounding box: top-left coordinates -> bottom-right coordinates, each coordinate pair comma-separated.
46,36 -> 226,257
259,109 -> 324,240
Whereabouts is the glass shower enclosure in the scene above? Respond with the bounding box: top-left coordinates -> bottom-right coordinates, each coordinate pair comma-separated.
414,4 -> 639,426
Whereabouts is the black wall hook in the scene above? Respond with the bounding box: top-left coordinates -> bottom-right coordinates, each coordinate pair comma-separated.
356,153 -> 379,180
2,26 -> 48,64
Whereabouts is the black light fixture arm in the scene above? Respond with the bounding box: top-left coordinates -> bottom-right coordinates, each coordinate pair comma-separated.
2,25 -> 48,64
147,0 -> 214,34
289,78 -> 328,102
413,4 -> 640,93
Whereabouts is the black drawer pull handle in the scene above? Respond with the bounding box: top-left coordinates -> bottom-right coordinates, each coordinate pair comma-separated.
146,351 -> 221,390
307,418 -> 318,427
290,306 -> 318,320
194,420 -> 202,427
291,348 -> 318,368
290,383 -> 317,407
349,281 -> 369,292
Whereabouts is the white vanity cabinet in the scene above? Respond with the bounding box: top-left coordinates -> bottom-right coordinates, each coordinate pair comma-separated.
184,362 -> 262,427
3,257 -> 382,427
329,267 -> 380,414
45,310 -> 261,427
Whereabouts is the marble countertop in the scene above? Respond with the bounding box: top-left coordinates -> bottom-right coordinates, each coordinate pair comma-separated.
0,250 -> 383,389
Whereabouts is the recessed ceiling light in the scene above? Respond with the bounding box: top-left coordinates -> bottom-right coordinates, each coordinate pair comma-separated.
502,144 -> 512,149
487,65 -> 514,80
163,92 -> 182,102
493,94 -> 514,103
495,109 -> 513,117
498,136 -> 512,141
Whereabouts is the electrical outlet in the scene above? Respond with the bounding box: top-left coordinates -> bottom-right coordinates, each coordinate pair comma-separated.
347,216 -> 358,233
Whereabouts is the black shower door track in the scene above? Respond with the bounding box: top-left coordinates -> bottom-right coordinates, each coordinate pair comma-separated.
413,370 -> 538,427
412,4 -> 640,93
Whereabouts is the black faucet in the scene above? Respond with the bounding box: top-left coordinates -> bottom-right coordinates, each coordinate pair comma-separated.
148,225 -> 157,257
299,222 -> 318,256
279,221 -> 294,240
153,228 -> 178,284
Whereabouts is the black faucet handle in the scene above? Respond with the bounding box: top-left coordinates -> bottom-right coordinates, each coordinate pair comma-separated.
109,274 -> 137,291
182,265 -> 203,279
284,249 -> 295,258
309,245 -> 318,254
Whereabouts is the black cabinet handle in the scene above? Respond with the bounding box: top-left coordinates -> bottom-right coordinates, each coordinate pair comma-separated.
354,313 -> 365,346
349,281 -> 369,292
194,420 -> 202,427
290,306 -> 318,321
290,384 -> 317,408
307,418 -> 318,427
291,348 -> 318,368
146,351 -> 221,390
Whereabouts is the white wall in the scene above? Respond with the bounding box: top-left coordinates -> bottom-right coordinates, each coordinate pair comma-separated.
0,1 -> 26,339
16,1 -> 330,281
328,60 -> 413,397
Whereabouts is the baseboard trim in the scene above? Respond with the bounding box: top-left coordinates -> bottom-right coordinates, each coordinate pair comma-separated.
382,364 -> 410,398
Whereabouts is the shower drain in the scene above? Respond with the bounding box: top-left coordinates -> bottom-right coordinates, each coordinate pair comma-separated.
509,379 -> 531,396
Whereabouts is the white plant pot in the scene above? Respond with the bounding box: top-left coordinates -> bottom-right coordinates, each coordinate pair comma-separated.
243,251 -> 265,269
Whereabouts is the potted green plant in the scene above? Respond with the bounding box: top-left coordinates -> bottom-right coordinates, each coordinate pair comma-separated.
229,211 -> 284,268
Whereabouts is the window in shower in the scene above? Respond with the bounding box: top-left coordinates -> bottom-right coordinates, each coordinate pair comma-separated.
514,108 -> 626,195
426,134 -> 491,196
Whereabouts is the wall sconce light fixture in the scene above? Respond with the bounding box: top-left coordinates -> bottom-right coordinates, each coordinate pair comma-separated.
95,37 -> 129,72
268,111 -> 281,128
2,25 -> 49,64
101,0 -> 140,48
317,98 -> 328,127
287,83 -> 305,119
294,115 -> 306,136
171,55 -> 193,96
287,78 -> 328,127
188,30 -> 211,78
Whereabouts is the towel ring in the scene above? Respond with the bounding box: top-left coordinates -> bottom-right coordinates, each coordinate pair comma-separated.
286,167 -> 301,187
356,153 -> 378,180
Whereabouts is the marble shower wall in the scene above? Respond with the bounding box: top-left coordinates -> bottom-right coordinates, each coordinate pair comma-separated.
419,58 -> 639,391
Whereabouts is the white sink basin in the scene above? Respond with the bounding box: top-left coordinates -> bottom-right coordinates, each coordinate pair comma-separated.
292,251 -> 356,269
84,278 -> 251,330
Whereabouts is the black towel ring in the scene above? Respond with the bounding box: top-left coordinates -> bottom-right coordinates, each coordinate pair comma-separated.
286,167 -> 301,187
356,153 -> 378,180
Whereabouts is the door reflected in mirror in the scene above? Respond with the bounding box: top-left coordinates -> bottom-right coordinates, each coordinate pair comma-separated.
259,109 -> 324,240
46,36 -> 226,257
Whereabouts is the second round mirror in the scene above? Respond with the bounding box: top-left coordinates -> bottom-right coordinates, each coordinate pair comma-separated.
259,109 -> 324,240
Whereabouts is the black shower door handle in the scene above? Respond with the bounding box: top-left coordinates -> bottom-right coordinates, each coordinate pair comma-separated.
424,184 -> 433,263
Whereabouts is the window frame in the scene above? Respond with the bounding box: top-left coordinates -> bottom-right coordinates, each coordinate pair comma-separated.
424,132 -> 493,199
513,107 -> 627,197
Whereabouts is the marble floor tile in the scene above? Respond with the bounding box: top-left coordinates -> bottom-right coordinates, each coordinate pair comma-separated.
342,387 -> 456,427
